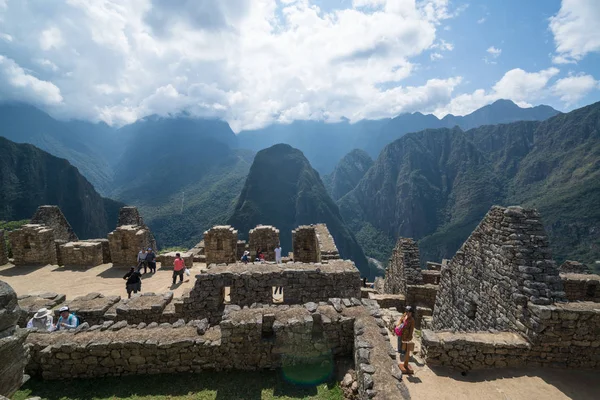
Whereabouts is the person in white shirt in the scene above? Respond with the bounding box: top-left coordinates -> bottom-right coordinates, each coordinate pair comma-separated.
26,308 -> 54,331
137,248 -> 147,273
274,245 -> 282,264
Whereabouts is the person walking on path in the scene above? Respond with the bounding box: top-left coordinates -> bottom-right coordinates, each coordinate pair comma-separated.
146,248 -> 156,273
137,248 -> 147,273
123,266 -> 142,298
274,245 -> 282,264
395,306 -> 416,374
172,253 -> 186,285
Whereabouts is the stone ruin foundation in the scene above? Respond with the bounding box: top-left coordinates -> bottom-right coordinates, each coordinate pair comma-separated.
59,241 -> 104,267
0,281 -> 29,398
248,225 -> 280,260
30,205 -> 78,242
8,224 -> 57,266
204,225 -> 238,265
292,225 -> 321,263
0,230 -> 7,266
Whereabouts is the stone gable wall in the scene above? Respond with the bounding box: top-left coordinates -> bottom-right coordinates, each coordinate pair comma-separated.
204,226 -> 238,265
315,224 -> 340,260
561,273 -> 600,302
0,230 -> 7,266
432,206 -> 565,334
383,238 -> 422,295
108,226 -> 154,267
30,205 -> 78,242
292,226 -> 321,263
8,225 -> 57,266
248,225 -> 280,261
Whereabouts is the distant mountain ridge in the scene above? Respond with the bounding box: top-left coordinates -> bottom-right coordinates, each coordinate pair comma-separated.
324,149 -> 374,200
228,144 -> 370,276
339,101 -> 600,267
0,136 -> 122,239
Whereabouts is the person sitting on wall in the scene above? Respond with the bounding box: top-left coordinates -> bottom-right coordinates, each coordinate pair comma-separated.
137,248 -> 147,273
395,305 -> 416,374
54,306 -> 79,331
26,308 -> 54,331
172,253 -> 186,285
241,250 -> 250,264
123,266 -> 142,298
146,248 -> 156,273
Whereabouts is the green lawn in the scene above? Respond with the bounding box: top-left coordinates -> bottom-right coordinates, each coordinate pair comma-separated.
13,367 -> 343,400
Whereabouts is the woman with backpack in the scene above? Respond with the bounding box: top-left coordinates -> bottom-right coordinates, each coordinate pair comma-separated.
394,305 -> 415,373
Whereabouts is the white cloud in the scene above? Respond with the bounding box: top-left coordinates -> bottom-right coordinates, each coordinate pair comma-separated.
39,27 -> 64,50
430,52 -> 443,60
0,56 -> 63,105
549,0 -> 600,63
552,73 -> 599,104
0,32 -> 12,42
486,46 -> 501,57
432,39 -> 454,51
477,17 -> 486,24
434,67 -> 560,116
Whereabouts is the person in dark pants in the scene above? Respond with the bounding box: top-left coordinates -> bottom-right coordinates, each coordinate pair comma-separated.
146,248 -> 156,273
123,267 -> 142,298
172,253 -> 186,285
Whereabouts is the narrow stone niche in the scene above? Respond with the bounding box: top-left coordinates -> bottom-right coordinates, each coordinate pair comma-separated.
262,313 -> 275,340
467,301 -> 477,320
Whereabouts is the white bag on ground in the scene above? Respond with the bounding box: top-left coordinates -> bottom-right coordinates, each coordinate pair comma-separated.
185,268 -> 191,277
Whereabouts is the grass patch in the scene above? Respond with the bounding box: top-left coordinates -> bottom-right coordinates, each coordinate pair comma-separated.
13,368 -> 343,400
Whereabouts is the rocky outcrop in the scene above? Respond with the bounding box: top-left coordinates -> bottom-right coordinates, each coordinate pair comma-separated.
326,149 -> 373,201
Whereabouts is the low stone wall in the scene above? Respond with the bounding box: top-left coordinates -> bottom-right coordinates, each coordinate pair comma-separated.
559,260 -> 590,274
560,273 -> 600,302
368,293 -> 405,311
421,331 -> 531,370
405,284 -> 437,310
115,292 -> 174,324
17,292 -> 66,327
59,241 -> 104,267
81,239 -> 111,264
421,270 -> 440,285
157,252 -> 193,268
0,230 -> 8,266
182,261 -> 361,323
59,293 -> 121,326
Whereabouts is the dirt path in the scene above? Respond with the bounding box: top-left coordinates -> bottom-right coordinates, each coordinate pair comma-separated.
388,330 -> 599,400
0,262 -> 206,299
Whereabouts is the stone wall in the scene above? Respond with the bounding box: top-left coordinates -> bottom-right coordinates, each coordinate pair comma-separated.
248,225 -> 280,261
8,225 -> 57,266
204,226 -> 238,265
30,205 -> 78,242
157,252 -> 193,268
59,241 -> 104,267
292,225 -> 320,263
383,238 -> 422,296
0,230 -> 7,266
421,270 -> 440,285
59,293 -> 121,326
108,225 -> 154,267
181,261 -> 361,323
115,207 -> 157,251
115,292 -> 173,324
0,281 -> 29,397
81,239 -> 111,264
405,284 -> 438,311
432,206 -> 565,334
17,292 -> 66,328
559,260 -> 590,274
315,224 -> 340,261
561,273 -> 600,302
236,240 -> 247,260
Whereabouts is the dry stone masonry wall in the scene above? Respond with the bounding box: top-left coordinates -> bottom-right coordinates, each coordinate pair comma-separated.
157,252 -> 193,268
432,206 -> 565,334
204,226 -> 238,265
30,205 -> 78,242
560,273 -> 600,302
292,225 -> 321,263
248,225 -> 280,260
17,292 -> 66,328
8,225 -> 57,266
559,260 -> 590,274
59,241 -> 104,267
0,230 -> 7,266
108,225 -> 154,267
314,224 -> 340,261
383,238 -> 422,295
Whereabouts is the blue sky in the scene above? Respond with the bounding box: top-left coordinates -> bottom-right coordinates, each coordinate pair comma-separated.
0,0 -> 598,130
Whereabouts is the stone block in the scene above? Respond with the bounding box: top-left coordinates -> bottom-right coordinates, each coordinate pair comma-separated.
59,241 -> 104,267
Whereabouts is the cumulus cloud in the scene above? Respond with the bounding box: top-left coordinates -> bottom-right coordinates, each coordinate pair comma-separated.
434,67 -> 560,116
552,73 -> 599,104
0,55 -> 63,105
550,0 -> 600,63
486,46 -> 501,57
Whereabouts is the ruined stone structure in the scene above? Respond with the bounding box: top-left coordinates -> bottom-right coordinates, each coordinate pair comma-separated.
81,239 -> 111,264
107,207 -> 156,267
204,225 -> 238,265
59,241 -> 104,267
30,205 -> 78,242
189,240 -> 206,263
8,224 -> 57,265
384,238 -> 423,295
0,230 -> 7,266
421,206 -> 600,371
17,292 -> 66,328
315,224 -> 340,261
559,260 -> 590,274
0,281 -> 29,397
292,225 -> 320,263
248,225 -> 280,260
561,273 -> 600,302
236,240 -> 247,260
157,252 -> 193,268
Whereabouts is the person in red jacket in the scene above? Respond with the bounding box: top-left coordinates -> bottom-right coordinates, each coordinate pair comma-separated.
172,253 -> 186,285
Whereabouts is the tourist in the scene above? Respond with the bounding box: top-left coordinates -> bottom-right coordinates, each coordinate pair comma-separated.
123,266 -> 142,298
172,253 -> 186,285
241,250 -> 250,264
137,248 -> 147,273
395,306 -> 415,373
275,244 -> 282,264
146,247 -> 156,273
255,248 -> 262,262
26,308 -> 54,331
259,251 -> 265,263
54,306 -> 79,331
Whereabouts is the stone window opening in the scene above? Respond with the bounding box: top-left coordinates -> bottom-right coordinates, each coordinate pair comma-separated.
272,286 -> 284,304
223,286 -> 231,304
216,238 -> 223,251
23,236 -> 32,250
262,315 -> 275,341
467,301 -> 477,320
121,236 -> 129,250
586,283 -> 597,298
